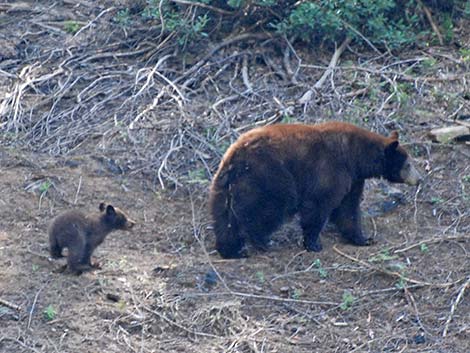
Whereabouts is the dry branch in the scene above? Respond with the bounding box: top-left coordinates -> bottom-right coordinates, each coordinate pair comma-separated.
333,245 -> 458,288
298,36 -> 352,104
241,54 -> 253,93
143,305 -> 222,339
442,276 -> 470,337
179,32 -> 271,86
313,36 -> 352,90
394,234 -> 470,254
73,7 -> 115,38
418,0 -> 444,45
427,125 -> 470,143
170,0 -> 235,15
0,298 -> 22,311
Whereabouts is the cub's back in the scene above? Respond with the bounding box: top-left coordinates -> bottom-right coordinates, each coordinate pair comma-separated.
48,210 -> 89,244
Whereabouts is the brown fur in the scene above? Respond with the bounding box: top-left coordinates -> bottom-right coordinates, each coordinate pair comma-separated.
48,203 -> 136,274
209,121 -> 422,258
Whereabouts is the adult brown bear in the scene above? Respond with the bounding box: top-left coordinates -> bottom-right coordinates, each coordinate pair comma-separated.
209,121 -> 422,258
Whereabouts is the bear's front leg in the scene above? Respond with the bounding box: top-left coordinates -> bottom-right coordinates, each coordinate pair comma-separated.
330,180 -> 373,246
300,202 -> 330,252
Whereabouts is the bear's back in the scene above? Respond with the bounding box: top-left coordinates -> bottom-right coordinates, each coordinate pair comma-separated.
222,122 -> 373,165
49,210 -> 89,245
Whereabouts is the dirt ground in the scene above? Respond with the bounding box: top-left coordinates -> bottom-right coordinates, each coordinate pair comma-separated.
0,140 -> 469,353
1,1 -> 470,352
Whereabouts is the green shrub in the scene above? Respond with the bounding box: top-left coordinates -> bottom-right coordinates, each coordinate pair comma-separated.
272,0 -> 424,48
121,0 -> 466,50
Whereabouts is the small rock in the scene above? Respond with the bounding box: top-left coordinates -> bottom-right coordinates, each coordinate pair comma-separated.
106,293 -> 121,302
414,334 -> 425,344
204,270 -> 218,287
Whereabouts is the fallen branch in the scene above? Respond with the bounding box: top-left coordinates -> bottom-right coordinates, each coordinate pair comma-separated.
179,32 -> 271,86
313,36 -> 352,90
418,0 -> 444,45
0,298 -> 22,311
333,245 -> 458,288
442,276 -> 470,337
393,234 -> 469,254
143,304 -> 222,339
184,290 -> 338,307
298,36 -> 352,104
241,54 -> 253,93
170,0 -> 235,15
73,7 -> 115,38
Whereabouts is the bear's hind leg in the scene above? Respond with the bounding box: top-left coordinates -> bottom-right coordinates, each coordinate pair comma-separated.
49,238 -> 63,258
225,157 -> 296,254
234,185 -> 290,253
67,238 -> 93,275
330,180 -> 372,246
242,174 -> 296,252
244,215 -> 277,252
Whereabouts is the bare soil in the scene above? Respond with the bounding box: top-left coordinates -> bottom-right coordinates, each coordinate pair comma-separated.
1,1 -> 469,352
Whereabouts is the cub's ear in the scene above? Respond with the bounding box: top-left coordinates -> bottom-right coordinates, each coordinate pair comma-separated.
385,140 -> 399,154
99,202 -> 107,212
106,205 -> 116,216
389,131 -> 399,140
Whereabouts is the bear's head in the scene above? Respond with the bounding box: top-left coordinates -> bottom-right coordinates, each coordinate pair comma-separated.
99,202 -> 136,231
383,132 -> 422,186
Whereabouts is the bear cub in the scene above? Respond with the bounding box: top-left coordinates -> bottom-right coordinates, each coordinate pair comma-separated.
209,121 -> 422,259
48,202 -> 136,274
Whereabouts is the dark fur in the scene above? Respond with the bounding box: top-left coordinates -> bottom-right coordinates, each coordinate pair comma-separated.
48,203 -> 136,274
209,122 -> 421,258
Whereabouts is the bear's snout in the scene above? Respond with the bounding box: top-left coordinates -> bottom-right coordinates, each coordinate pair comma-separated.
402,159 -> 422,186
125,219 -> 136,230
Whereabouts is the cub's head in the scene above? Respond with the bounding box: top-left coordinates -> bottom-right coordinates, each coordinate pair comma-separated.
99,202 -> 136,231
383,131 -> 422,186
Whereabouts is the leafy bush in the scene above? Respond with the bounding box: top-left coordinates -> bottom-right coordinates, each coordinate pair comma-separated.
141,0 -> 209,45
118,0 -> 468,49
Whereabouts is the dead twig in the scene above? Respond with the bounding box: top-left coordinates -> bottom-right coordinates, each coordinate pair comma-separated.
73,175 -> 82,205
418,0 -> 444,45
313,36 -> 352,90
298,36 -> 352,104
283,39 -> 300,84
333,245 -> 458,288
178,33 -> 271,85
442,276 -> 470,337
0,298 -> 22,311
169,0 -> 234,15
27,280 -> 50,329
404,286 -> 430,335
393,234 -> 469,254
142,305 -> 222,339
241,54 -> 253,93
188,191 -> 231,292
185,291 -> 338,306
73,7 -> 115,38
0,337 -> 42,353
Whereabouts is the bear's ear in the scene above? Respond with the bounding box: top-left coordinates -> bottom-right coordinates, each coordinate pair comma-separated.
106,205 -> 116,216
389,131 -> 399,140
385,140 -> 399,154
99,202 -> 106,212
